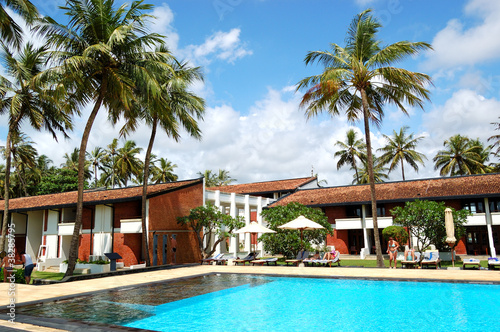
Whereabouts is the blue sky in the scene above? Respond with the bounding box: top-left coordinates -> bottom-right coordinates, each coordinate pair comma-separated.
1,0 -> 500,186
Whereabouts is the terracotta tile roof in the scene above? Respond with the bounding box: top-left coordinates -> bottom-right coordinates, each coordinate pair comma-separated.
271,174 -> 500,207
2,178 -> 202,212
207,177 -> 317,195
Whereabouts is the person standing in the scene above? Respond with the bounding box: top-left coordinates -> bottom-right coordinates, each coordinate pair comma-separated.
171,235 -> 177,264
386,237 -> 399,269
20,251 -> 34,284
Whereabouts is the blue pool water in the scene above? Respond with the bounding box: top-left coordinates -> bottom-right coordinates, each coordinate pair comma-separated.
16,274 -> 500,331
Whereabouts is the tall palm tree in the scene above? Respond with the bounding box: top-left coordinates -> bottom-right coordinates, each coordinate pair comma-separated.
62,148 -> 91,179
469,138 -> 492,173
103,138 -> 119,188
121,60 -> 204,266
150,157 -> 178,184
334,129 -> 366,183
9,132 -> 37,196
296,9 -> 432,267
489,117 -> 500,158
115,140 -> 143,187
35,0 -> 173,276
0,42 -> 72,251
87,146 -> 105,188
433,135 -> 485,176
0,0 -> 38,49
377,126 -> 426,181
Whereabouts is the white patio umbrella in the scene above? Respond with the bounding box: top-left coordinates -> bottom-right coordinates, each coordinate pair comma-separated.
235,222 -> 276,253
278,215 -> 324,249
445,208 -> 456,267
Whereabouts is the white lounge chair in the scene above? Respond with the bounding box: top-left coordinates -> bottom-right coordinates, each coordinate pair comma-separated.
420,250 -> 441,269
463,258 -> 481,270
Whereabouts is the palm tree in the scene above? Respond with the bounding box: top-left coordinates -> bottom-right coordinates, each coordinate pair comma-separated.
103,138 -> 119,188
0,0 -> 38,49
62,148 -> 91,179
296,9 -> 432,267
120,60 -> 204,266
115,140 -> 143,187
150,157 -> 178,184
334,129 -> 366,183
377,126 -> 426,181
9,132 -> 37,196
469,138 -> 492,173
489,117 -> 500,158
433,135 -> 486,176
0,42 -> 72,252
36,0 -> 173,276
198,169 -> 236,187
87,147 -> 105,188
355,156 -> 389,184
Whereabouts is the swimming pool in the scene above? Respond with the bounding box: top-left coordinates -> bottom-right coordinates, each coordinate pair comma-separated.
17,274 -> 500,331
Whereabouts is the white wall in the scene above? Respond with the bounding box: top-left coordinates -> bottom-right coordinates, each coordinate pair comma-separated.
26,211 -> 43,259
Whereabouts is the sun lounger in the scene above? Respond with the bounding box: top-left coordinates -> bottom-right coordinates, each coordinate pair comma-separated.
401,252 -> 421,269
488,257 -> 500,270
463,258 -> 481,270
305,251 -> 341,267
200,253 -> 224,265
251,257 -> 278,266
233,252 -> 258,265
420,251 -> 441,269
285,250 -> 309,266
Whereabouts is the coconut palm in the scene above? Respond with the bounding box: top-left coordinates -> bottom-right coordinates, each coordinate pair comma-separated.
0,0 -> 38,49
115,140 -> 143,187
468,138 -> 492,173
489,118 -> 500,158
120,59 -> 204,265
198,169 -> 236,187
296,9 -> 432,267
35,0 -> 174,276
0,42 -> 72,252
334,129 -> 366,183
150,157 -> 178,184
9,132 -> 37,196
355,156 -> 389,184
433,135 -> 487,176
377,126 -> 426,181
87,147 -> 106,188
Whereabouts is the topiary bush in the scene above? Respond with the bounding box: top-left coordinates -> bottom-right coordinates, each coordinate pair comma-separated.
382,225 -> 408,245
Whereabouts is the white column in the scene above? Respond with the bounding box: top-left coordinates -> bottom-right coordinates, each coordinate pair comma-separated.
230,193 -> 238,256
257,197 -> 263,254
361,205 -> 369,254
244,195 -> 251,252
485,198 -> 496,257
214,190 -> 222,255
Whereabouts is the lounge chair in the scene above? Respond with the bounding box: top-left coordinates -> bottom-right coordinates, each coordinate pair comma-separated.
307,250 -> 341,267
463,258 -> 481,270
200,253 -> 224,265
401,252 -> 421,269
285,250 -> 309,266
233,252 -> 258,265
251,257 -> 278,266
488,257 -> 500,270
420,250 -> 441,269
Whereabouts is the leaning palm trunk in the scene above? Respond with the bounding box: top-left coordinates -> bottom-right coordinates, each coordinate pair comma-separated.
141,118 -> 157,266
65,92 -> 105,277
361,89 -> 384,268
0,131 -> 13,251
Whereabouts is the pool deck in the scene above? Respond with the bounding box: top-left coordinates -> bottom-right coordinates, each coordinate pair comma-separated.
1,264 -> 500,331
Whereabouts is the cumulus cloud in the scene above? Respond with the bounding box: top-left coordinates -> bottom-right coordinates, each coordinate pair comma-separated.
424,0 -> 500,70
149,3 -> 179,53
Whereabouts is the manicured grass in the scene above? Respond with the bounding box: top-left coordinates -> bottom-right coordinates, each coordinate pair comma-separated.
31,271 -> 66,281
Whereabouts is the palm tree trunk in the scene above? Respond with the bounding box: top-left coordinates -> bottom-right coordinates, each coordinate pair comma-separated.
353,159 -> 360,184
0,131 -> 13,251
401,159 -> 405,181
141,117 -> 157,266
65,90 -> 105,277
360,89 -> 384,268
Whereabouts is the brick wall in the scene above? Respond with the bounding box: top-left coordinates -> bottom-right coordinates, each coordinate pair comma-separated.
114,233 -> 142,266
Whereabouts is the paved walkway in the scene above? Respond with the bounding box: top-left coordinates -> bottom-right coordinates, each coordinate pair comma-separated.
0,264 -> 499,331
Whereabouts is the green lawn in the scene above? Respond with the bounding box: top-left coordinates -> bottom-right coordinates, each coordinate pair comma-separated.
31,271 -> 68,281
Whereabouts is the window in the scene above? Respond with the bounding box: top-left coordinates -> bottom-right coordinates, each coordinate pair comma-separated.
463,200 -> 484,213
366,205 -> 386,217
346,206 -> 362,218
489,198 -> 500,212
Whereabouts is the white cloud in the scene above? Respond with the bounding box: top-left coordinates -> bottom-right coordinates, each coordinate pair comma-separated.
149,3 -> 179,53
184,28 -> 252,65
424,0 -> 500,70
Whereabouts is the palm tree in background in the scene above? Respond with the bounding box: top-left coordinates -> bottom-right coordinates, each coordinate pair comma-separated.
35,0 -> 174,276
115,140 -> 143,187
150,157 -> 178,184
355,156 -> 389,184
377,126 -> 426,181
489,118 -> 500,157
0,42 -> 72,253
433,134 -> 485,176
0,0 -> 38,49
199,169 -> 237,187
468,138 -> 492,173
334,129 -> 366,183
87,147 -> 106,188
296,9 -> 432,267
9,132 -> 37,196
62,148 -> 91,179
103,138 -> 119,188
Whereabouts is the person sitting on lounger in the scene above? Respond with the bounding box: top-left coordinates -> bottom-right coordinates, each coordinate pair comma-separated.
322,247 -> 336,260
404,247 -> 415,261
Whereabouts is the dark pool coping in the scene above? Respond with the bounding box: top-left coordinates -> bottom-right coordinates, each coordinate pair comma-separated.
2,270 -> 500,331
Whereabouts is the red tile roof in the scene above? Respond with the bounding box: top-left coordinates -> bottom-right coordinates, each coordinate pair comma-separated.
2,179 -> 202,212
207,177 -> 317,195
271,174 -> 500,207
